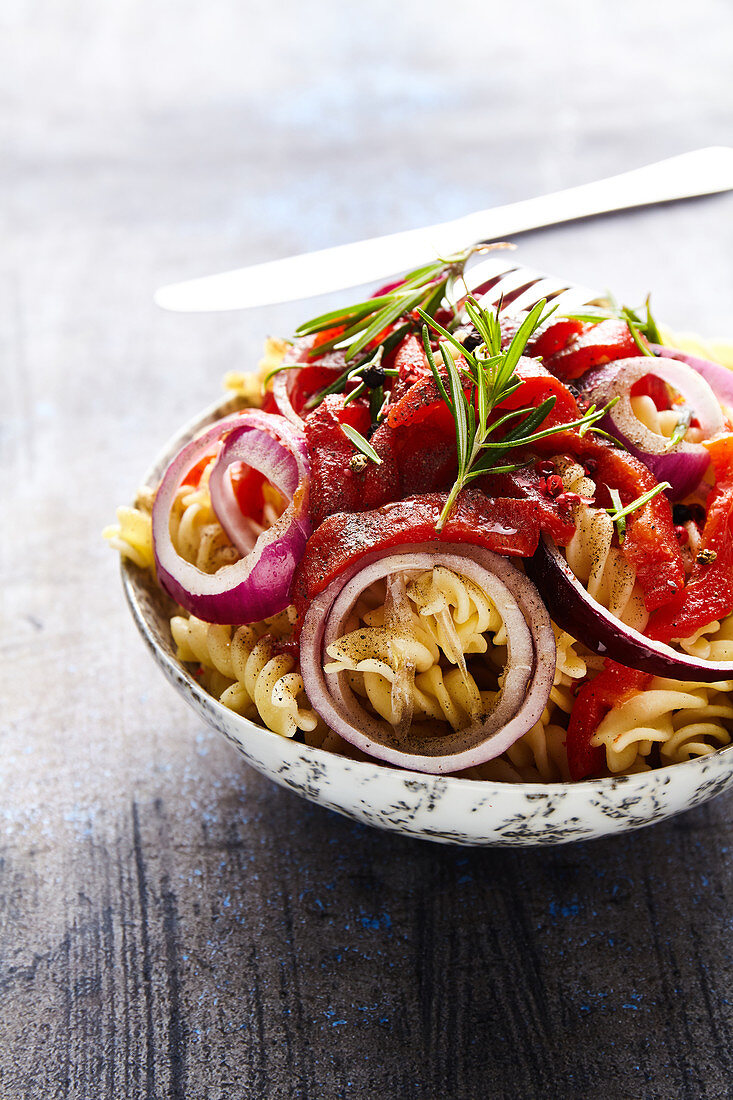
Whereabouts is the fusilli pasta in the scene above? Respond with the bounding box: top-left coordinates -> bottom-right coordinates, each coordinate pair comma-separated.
103,488 -> 155,570
172,611 -> 321,739
591,677 -> 733,773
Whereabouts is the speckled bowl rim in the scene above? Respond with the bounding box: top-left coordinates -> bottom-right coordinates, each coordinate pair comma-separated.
121,393 -> 733,807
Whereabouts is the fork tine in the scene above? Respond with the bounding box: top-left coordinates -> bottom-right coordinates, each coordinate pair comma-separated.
472,267 -> 546,309
547,284 -> 603,313
465,257 -> 600,320
509,277 -> 573,313
465,253 -> 520,295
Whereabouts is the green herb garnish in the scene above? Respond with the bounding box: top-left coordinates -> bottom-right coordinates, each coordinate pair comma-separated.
311,345 -> 398,414
294,243 -> 495,364
606,482 -> 670,543
668,406 -> 693,448
340,423 -> 383,466
419,296 -> 615,529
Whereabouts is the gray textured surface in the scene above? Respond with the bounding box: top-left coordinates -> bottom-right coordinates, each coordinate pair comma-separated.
2,1 -> 733,1097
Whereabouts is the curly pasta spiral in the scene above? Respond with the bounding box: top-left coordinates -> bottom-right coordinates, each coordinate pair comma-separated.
556,457 -> 649,632
325,567 -> 509,733
465,713 -> 571,783
678,612 -> 733,663
224,337 -> 289,402
591,677 -> 733,773
630,394 -> 703,443
171,612 -> 319,739
168,462 -> 240,574
103,488 -> 155,571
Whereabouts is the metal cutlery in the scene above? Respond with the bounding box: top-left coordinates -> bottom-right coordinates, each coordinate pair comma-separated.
154,147 -> 733,313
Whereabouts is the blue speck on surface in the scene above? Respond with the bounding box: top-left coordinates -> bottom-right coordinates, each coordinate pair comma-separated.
359,912 -> 392,932
548,900 -> 580,918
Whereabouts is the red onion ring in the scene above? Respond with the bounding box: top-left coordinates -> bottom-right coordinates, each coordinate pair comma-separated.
527,535 -> 733,682
208,414 -> 305,555
272,368 -> 305,427
651,344 -> 733,410
270,338 -> 347,427
299,543 -> 556,774
582,355 -> 723,499
152,410 -> 311,624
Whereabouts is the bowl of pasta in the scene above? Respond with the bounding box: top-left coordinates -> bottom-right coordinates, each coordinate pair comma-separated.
108,249 -> 733,845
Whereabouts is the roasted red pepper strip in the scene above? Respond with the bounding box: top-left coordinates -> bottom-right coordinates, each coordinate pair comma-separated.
647,434 -> 733,641
182,452 -> 215,488
304,396 -> 398,526
494,357 -> 579,430
528,318 -> 585,359
566,661 -> 652,781
380,356 -> 580,502
590,445 -> 684,612
499,316 -> 585,358
385,370 -> 457,432
293,490 -> 554,618
231,463 -> 267,519
545,320 -> 639,381
631,373 -> 670,411
288,364 -> 346,417
385,333 -> 433,407
393,332 -> 431,383
479,467 -> 577,546
371,418 -> 458,497
311,324 -> 346,352
527,432 -> 685,610
386,355 -> 578,434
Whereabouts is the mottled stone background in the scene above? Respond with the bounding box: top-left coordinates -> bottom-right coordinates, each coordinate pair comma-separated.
2,1 -> 733,1097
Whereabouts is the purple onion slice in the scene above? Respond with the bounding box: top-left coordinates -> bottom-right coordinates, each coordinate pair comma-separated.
651,344 -> 733,410
152,410 -> 311,624
526,536 -> 733,682
299,543 -> 556,774
582,355 -> 723,500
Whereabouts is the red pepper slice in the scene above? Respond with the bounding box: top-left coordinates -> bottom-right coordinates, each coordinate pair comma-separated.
292,490 -> 554,618
370,417 -> 458,498
631,373 -> 670,411
566,661 -> 652,780
385,333 -> 433,407
393,332 -> 432,384
528,318 -> 585,359
311,324 -> 346,351
181,453 -> 214,488
288,364 -> 346,417
494,357 -> 579,430
590,445 -> 684,612
498,316 -> 585,359
647,434 -> 733,641
385,370 -> 457,432
231,463 -> 267,519
545,320 -> 639,381
386,355 -> 578,435
303,396 -> 399,526
479,467 -> 577,546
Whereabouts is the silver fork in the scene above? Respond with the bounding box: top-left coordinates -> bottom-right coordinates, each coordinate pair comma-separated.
464,253 -> 599,317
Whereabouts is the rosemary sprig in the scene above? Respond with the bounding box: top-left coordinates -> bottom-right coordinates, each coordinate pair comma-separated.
668,406 -> 693,449
308,345 -> 398,414
293,242 -> 508,363
340,423 -> 383,466
606,482 -> 670,543
419,296 -> 615,529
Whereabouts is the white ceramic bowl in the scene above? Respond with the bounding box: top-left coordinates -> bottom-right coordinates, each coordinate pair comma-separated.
121,399 -> 733,846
